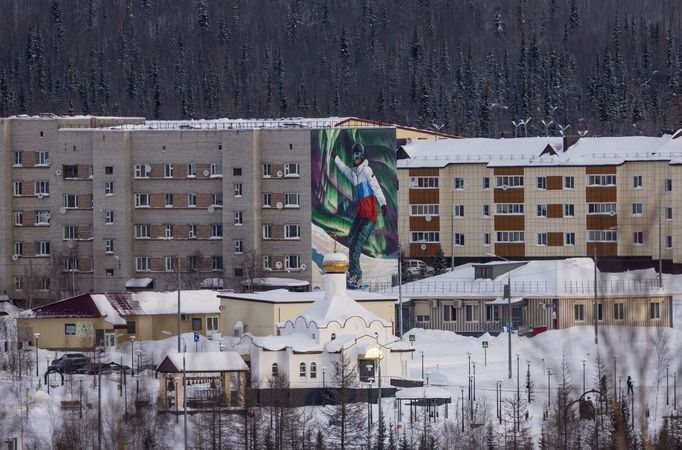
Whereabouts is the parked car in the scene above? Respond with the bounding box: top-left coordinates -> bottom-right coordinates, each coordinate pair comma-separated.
404,259 -> 435,277
86,362 -> 132,375
48,353 -> 90,374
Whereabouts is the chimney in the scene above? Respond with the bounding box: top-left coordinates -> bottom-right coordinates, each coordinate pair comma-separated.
563,135 -> 580,152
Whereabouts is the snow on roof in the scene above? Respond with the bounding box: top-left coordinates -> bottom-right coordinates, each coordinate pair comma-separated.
383,259 -> 669,299
106,290 -> 220,316
103,116 -> 355,131
240,277 -> 309,287
298,292 -> 389,327
160,352 -> 248,372
400,134 -> 682,168
395,386 -> 452,400
125,277 -> 153,288
243,334 -> 322,353
0,301 -> 22,316
91,295 -> 126,326
221,288 -> 395,304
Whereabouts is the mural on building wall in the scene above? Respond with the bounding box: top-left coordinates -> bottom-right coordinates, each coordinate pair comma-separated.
311,128 -> 398,289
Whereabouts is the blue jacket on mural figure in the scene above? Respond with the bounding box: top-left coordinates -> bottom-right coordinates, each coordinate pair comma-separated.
331,142 -> 387,288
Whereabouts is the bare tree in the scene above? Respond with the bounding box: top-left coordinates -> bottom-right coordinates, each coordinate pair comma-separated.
323,353 -> 367,450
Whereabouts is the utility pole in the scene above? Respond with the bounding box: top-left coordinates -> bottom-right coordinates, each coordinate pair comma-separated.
593,247 -> 598,345
659,212 -> 663,288
177,256 -> 182,353
398,247 -> 403,338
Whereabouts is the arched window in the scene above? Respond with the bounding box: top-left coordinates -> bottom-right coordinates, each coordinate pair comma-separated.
271,362 -> 279,377
299,362 -> 307,378
330,333 -> 336,341
310,362 -> 317,379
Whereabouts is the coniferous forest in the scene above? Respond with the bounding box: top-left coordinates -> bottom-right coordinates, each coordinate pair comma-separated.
4,0 -> 682,137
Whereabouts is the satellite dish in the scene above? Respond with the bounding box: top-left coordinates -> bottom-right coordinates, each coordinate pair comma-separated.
276,170 -> 283,177
55,169 -> 62,176
425,215 -> 432,222
502,185 -> 508,191
45,212 -> 51,219
144,164 -> 152,172
11,254 -> 19,261
420,244 -> 427,251
37,192 -> 44,199
59,207 -> 67,214
45,159 -> 51,165
276,202 -> 283,209
300,264 -> 307,270
275,261 -> 283,269
609,210 -> 616,216
208,205 -> 215,214
203,169 -> 210,177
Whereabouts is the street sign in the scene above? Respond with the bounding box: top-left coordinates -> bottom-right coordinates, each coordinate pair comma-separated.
482,341 -> 489,349
193,332 -> 200,343
408,334 -> 416,342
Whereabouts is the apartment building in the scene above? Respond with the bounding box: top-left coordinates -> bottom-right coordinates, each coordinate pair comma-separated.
1,115 -> 409,305
399,134 -> 682,273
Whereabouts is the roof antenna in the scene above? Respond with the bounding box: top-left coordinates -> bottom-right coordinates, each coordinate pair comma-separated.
330,232 -> 338,253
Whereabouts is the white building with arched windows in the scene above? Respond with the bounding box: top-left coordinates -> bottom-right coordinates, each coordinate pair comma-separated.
237,253 -> 412,389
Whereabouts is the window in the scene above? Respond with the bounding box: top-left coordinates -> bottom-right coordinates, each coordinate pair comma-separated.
667,235 -> 673,248
35,181 -> 49,195
262,193 -> 272,207
233,168 -> 242,176
35,241 -> 50,256
536,177 -> 547,190
409,176 -> 439,188
536,204 -> 547,218
565,232 -> 576,246
189,224 -> 197,239
105,239 -> 114,254
105,269 -> 114,277
465,304 -> 479,322
14,211 -> 23,226
411,204 -> 439,216
188,256 -> 198,272
135,224 -> 150,239
234,183 -> 242,197
482,205 -> 490,217
14,241 -> 22,257
665,178 -> 672,192
63,165 -> 79,178
105,181 -> 114,195
285,224 -> 301,239
632,175 -> 642,189
537,233 -> 547,246
63,194 -> 78,209
136,257 -> 150,272
633,231 -> 644,245
63,225 -> 78,240
495,204 -> 524,215
262,163 -> 272,177
207,316 -> 219,332
188,193 -> 197,207
483,233 -> 491,246
574,304 -> 585,321
411,231 -> 439,242
299,362 -> 307,378
563,176 -> 575,189
632,203 -> 643,216
614,303 -> 625,320
285,193 -> 300,207
263,256 -> 272,270
164,164 -> 174,178
103,209 -> 115,224
65,324 -> 76,335
443,304 -> 457,322
234,240 -> 243,254
212,193 -> 223,206
134,193 -> 150,208
564,204 -> 575,217
454,233 -> 465,246
14,276 -> 24,291
13,181 -> 22,196
588,230 -> 617,242
271,363 -> 279,377
134,164 -> 150,178
284,163 -> 300,176
285,255 -> 301,270
161,224 -> 172,239
482,177 -> 490,190
588,203 -> 617,215
212,256 -> 223,271
310,362 -> 317,379
416,315 -> 430,323
234,211 -> 243,225
187,163 -> 197,177
587,174 -> 616,186
453,177 -> 464,190
650,302 -> 661,320
665,207 -> 673,220
190,318 -> 202,331
164,257 -> 175,272
165,193 -> 174,207
495,175 -> 523,188
127,321 -> 137,334
105,166 -> 113,175
597,303 -> 603,321
210,163 -> 223,177
486,305 -> 501,322
453,204 -> 464,218
262,224 -> 272,240
35,210 -> 50,225
495,231 -> 524,243
64,256 -> 79,272
34,151 -> 49,166
13,152 -> 22,166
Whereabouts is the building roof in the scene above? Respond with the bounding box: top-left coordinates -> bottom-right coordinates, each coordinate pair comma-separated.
157,351 -> 248,373
400,133 -> 682,168
395,386 -> 452,400
220,288 -> 396,304
381,258 -> 668,299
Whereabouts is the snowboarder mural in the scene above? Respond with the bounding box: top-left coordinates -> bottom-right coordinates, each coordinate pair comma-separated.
311,128 -> 398,290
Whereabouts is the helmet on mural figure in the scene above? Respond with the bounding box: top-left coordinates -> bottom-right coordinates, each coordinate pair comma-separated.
351,142 -> 365,162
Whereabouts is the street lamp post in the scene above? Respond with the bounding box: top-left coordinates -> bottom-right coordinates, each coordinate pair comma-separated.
582,360 -> 586,394
460,387 -> 465,432
421,351 -> 424,380
547,368 -> 553,407
472,361 -> 477,401
487,252 -> 513,379
183,342 -> 187,450
593,247 -> 599,345
130,337 -> 136,376
467,352 -> 471,400
33,332 -> 40,377
322,367 -> 327,388
46,356 -> 51,394
516,354 -> 520,432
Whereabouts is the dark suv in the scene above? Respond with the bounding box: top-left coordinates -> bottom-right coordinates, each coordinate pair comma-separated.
48,353 -> 90,374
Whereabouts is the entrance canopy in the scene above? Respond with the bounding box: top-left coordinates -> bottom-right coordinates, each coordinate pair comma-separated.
485,297 -> 525,305
157,352 -> 248,373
